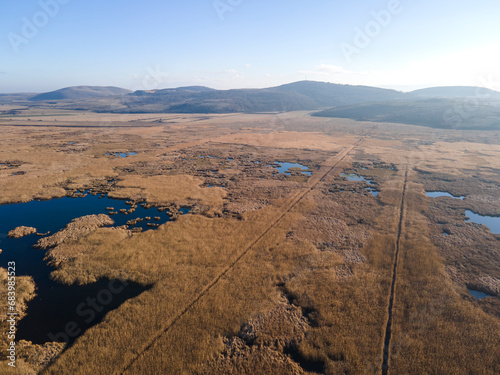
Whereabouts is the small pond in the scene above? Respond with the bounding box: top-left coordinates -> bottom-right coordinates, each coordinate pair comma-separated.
341,173 -> 371,183
468,289 -> 494,300
269,162 -> 312,176
341,172 -> 379,197
465,210 -> 500,234
426,191 -> 465,200
105,152 -> 138,158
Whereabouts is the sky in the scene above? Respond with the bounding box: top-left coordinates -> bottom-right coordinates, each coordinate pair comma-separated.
0,0 -> 499,93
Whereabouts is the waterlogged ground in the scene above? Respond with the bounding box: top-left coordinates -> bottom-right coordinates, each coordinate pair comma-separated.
0,111 -> 498,374
341,172 -> 379,197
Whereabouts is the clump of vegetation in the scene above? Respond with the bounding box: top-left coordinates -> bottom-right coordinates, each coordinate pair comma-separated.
7,226 -> 37,238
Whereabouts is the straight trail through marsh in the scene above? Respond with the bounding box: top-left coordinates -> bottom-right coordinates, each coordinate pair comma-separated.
116,135 -> 371,375
381,170 -> 408,375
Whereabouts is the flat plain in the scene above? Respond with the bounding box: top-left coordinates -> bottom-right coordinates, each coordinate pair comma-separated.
0,108 -> 499,374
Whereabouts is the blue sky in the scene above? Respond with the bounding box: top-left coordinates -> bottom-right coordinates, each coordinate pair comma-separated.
1,0 -> 499,92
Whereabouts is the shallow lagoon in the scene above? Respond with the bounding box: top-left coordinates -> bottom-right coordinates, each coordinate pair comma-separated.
0,193 -> 186,345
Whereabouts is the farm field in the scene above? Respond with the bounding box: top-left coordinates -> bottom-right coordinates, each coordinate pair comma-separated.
0,109 -> 499,374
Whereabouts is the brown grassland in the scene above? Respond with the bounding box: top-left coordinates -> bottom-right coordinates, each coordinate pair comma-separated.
0,107 -> 499,374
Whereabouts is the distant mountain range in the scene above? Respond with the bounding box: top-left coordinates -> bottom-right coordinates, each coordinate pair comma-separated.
5,81 -> 499,110
2,81 -> 500,129
1,81 -> 407,113
312,99 -> 500,130
29,86 -> 132,101
408,86 -> 500,99
118,81 -> 406,113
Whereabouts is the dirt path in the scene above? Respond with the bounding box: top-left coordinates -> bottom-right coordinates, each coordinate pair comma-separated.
117,137 -> 368,374
381,170 -> 408,375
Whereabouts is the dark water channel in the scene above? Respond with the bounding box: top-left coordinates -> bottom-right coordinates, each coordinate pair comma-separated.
0,193 -> 187,346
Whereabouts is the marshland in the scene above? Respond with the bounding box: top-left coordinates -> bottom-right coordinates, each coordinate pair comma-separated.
0,109 -> 498,374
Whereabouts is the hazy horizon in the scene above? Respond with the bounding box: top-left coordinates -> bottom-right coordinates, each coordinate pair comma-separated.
1,0 -> 499,93
2,80 -> 500,96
